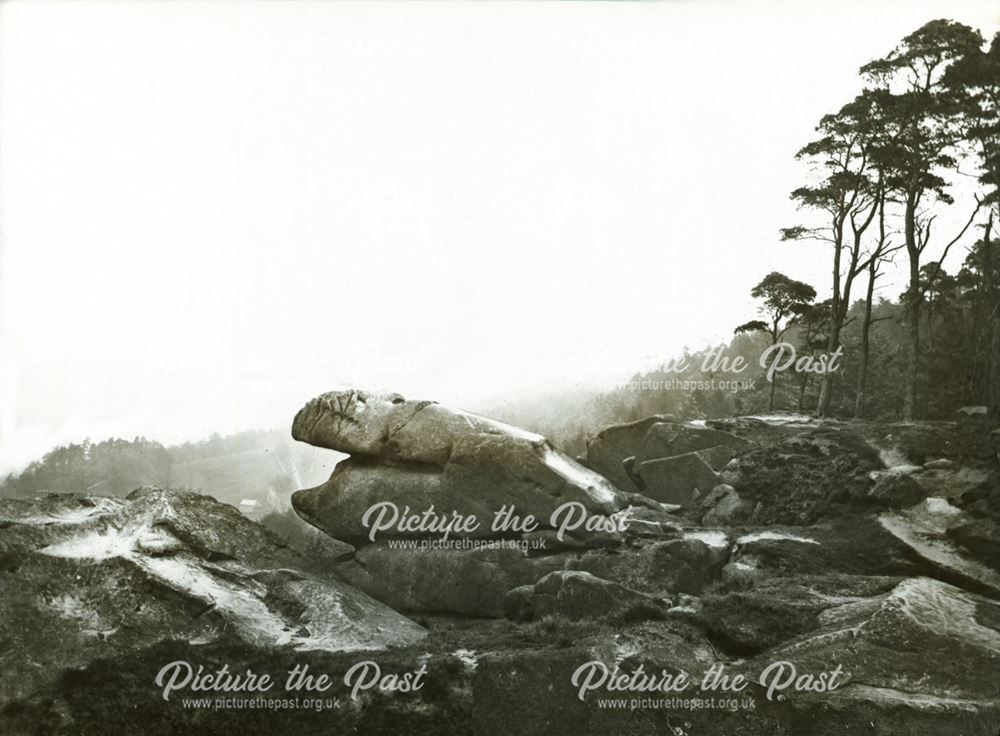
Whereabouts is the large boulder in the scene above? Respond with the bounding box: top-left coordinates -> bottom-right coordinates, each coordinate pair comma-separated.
0,489 -> 426,707
636,451 -> 720,505
676,575 -> 1000,731
584,416 -> 752,493
696,444 -> 741,471
721,517 -> 945,581
949,516 -> 1000,570
291,389 -> 631,547
294,389 -> 542,465
879,419 -> 997,464
869,471 -> 926,509
744,577 -> 1000,715
583,415 -> 678,492
913,465 -> 990,500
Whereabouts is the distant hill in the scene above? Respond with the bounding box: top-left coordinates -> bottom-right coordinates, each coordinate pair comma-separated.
0,428 -> 341,516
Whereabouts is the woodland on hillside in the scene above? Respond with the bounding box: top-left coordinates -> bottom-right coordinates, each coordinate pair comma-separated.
756,19 -> 1000,422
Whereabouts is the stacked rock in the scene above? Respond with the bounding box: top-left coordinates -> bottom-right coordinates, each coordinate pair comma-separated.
291,389 -> 633,548
288,391 -> 741,617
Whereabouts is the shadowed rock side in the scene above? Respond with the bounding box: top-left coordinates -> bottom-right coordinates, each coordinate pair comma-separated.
291,389 -> 634,547
0,488 -> 426,707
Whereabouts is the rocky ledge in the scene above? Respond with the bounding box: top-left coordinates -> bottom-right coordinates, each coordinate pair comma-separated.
3,392 -> 1000,735
0,487 -> 426,708
282,390 -> 1000,733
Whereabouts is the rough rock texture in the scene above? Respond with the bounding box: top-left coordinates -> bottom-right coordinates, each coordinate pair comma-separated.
636,451 -> 720,505
721,425 -> 883,524
720,516 -> 956,583
696,444 -> 740,471
699,483 -> 754,525
745,577 -> 1000,715
869,470 -> 926,508
293,389 -> 539,464
877,420 -> 997,463
913,465 -> 990,500
0,489 -> 426,707
4,411 -> 1000,735
879,498 -> 1000,596
291,390 -> 630,546
584,415 -> 751,493
950,517 -> 1000,570
333,533 -> 728,617
503,570 -> 668,621
583,414 -> 678,491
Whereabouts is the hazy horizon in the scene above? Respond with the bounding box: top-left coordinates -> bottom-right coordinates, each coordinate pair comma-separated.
2,0 -> 999,474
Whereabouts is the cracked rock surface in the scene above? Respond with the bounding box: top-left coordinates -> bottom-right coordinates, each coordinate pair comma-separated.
0,488 -> 426,706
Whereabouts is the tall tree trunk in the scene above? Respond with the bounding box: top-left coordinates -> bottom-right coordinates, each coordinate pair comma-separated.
767,327 -> 780,412
816,323 -> 841,417
927,300 -> 934,354
985,212 -> 999,420
818,205 -> 874,418
903,191 -> 920,421
816,219 -> 846,418
854,260 -> 877,418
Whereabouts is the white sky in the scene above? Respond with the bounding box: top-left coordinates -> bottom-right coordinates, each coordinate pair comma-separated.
1,0 -> 998,473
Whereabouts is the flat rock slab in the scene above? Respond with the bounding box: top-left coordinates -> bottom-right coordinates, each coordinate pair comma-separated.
637,451 -> 720,505
585,416 -> 752,494
583,415 -> 679,492
879,498 -> 1000,596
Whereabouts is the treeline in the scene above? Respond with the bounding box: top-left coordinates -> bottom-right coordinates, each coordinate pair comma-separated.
0,428 -> 337,502
501,266 -> 991,459
763,19 -> 1000,421
496,252 -> 996,457
0,437 -> 172,497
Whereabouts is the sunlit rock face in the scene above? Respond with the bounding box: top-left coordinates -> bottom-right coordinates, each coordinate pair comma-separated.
290,389 -> 633,547
0,488 -> 426,705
